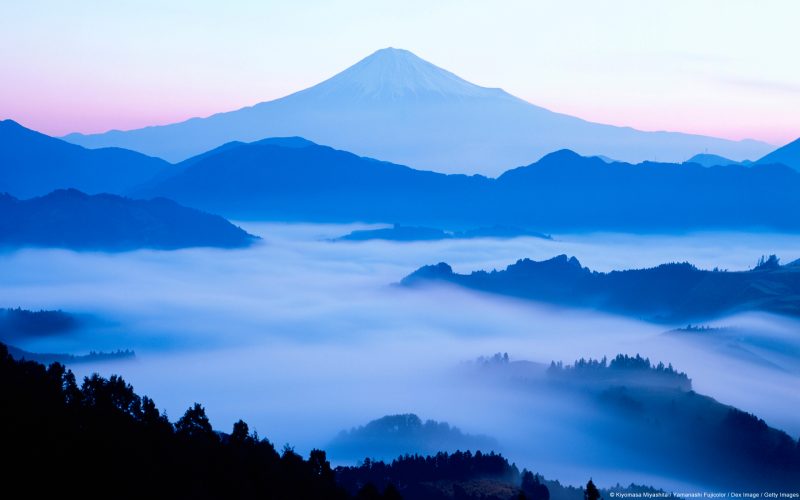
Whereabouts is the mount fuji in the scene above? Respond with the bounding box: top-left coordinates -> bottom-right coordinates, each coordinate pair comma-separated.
63,48 -> 771,175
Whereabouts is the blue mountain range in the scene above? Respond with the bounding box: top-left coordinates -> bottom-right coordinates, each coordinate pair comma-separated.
0,119 -> 170,198
4,120 -> 800,232
132,137 -> 800,231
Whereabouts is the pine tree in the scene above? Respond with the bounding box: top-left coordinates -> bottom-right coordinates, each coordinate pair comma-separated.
585,479 -> 601,500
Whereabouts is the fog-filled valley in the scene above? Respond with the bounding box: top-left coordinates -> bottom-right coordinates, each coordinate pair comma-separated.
6,5 -> 800,496
3,224 -> 799,490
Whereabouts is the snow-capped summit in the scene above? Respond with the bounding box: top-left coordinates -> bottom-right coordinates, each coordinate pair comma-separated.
63,48 -> 771,174
299,47 -> 510,101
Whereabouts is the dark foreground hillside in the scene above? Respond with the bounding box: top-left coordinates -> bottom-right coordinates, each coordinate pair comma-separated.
0,344 -> 349,499
0,342 -> 560,500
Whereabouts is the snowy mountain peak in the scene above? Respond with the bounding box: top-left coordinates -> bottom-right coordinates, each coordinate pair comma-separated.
297,47 -> 510,101
61,48 -> 774,171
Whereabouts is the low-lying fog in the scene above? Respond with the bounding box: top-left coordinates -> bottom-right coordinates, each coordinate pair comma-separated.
2,224 -> 799,489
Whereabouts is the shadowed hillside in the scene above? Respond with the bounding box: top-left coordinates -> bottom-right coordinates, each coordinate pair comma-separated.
0,189 -> 257,250
0,119 -> 170,198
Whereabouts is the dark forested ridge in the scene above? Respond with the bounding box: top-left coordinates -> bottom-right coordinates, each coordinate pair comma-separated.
337,451 -> 680,500
0,342 -> 352,499
547,354 -> 692,391
0,189 -> 257,250
336,452 -> 546,500
402,254 -> 800,322
5,344 -> 135,365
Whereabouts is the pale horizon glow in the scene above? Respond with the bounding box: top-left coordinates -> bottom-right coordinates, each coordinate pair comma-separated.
1,0 -> 798,146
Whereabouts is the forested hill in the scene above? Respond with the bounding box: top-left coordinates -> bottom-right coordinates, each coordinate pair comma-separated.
469,352 -> 800,490
329,413 -> 499,461
402,254 -> 800,322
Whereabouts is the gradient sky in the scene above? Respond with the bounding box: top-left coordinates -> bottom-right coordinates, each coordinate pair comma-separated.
1,0 -> 798,145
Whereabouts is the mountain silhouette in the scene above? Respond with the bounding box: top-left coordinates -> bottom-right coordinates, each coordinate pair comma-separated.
136,139 -> 800,231
9,121 -> 800,232
757,137 -> 800,171
685,153 -> 750,167
0,189 -> 257,250
132,137 -> 491,223
402,254 -> 800,322
328,414 -> 499,462
62,48 -> 771,174
335,224 -> 550,242
0,120 -> 170,198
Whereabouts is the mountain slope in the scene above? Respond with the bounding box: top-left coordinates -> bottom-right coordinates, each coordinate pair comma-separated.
62,48 -> 771,174
757,137 -> 800,171
137,140 -> 800,231
402,254 -> 800,322
0,120 -> 170,198
0,189 -> 257,250
133,138 -> 492,223
468,354 -> 800,490
685,153 -> 749,167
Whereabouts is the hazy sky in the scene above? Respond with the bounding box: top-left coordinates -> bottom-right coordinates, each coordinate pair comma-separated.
1,0 -> 798,144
